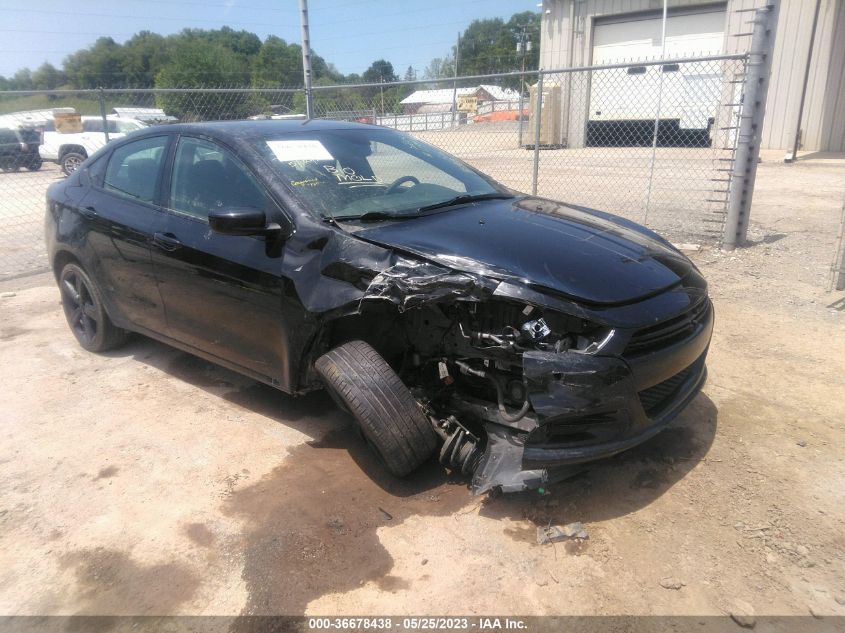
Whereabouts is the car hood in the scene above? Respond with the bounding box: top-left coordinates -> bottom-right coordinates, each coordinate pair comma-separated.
353,197 -> 695,306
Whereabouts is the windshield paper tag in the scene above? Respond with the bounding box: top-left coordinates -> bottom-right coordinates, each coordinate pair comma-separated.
266,140 -> 333,162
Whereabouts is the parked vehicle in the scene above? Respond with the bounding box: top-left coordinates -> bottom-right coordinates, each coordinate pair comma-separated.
45,120 -> 713,494
40,116 -> 147,175
0,126 -> 42,172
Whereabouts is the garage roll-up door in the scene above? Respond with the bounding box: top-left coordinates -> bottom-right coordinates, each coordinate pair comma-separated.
589,5 -> 727,134
592,6 -> 726,64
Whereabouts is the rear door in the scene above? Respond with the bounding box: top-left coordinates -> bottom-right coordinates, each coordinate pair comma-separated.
81,118 -> 110,155
151,134 -> 294,386
79,134 -> 171,333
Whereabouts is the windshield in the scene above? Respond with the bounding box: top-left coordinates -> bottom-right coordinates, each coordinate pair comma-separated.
256,128 -> 507,220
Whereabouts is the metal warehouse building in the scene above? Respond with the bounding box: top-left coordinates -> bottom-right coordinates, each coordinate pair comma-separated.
538,0 -> 845,152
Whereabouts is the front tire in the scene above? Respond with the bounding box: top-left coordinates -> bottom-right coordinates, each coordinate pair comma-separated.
59,263 -> 127,352
315,340 -> 438,477
60,151 -> 86,176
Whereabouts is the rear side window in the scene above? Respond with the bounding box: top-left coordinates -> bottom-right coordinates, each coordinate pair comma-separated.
0,128 -> 17,143
83,119 -> 104,133
103,136 -> 168,204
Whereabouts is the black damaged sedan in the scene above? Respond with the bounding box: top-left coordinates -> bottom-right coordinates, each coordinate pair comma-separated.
45,120 -> 713,494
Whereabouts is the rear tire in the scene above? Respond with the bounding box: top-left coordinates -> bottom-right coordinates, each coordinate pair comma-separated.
60,151 -> 86,176
59,263 -> 127,352
315,340 -> 438,477
26,157 -> 42,171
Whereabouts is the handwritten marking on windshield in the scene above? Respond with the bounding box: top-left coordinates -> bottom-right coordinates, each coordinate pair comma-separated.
323,165 -> 381,185
291,177 -> 320,187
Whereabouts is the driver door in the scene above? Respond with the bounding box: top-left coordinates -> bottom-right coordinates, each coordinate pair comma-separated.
151,135 -> 293,386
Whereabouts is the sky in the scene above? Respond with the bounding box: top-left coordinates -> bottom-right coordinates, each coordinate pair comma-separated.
0,0 -> 540,79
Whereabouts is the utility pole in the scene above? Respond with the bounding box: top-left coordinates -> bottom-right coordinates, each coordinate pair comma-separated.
451,31 -> 461,128
298,0 -> 314,119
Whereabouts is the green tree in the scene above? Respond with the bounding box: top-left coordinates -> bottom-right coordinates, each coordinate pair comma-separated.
251,36 -> 303,88
176,27 -> 261,58
11,68 -> 34,91
31,63 -> 66,90
424,11 -> 540,89
64,37 -> 124,88
295,76 -> 369,116
358,60 -> 398,105
362,59 -> 398,84
121,31 -> 170,87
155,41 -> 259,120
423,56 -> 454,81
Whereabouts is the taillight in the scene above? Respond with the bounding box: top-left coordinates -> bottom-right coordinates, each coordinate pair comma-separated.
19,142 -> 27,150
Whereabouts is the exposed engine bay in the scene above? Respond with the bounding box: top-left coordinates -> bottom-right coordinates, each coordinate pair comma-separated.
316,253 -> 712,495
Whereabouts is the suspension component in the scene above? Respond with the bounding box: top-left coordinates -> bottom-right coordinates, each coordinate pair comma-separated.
437,416 -> 483,476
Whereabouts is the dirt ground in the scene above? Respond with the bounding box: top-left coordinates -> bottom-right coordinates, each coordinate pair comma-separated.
0,151 -> 844,620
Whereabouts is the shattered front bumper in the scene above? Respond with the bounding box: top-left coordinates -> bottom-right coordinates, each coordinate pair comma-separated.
470,304 -> 713,495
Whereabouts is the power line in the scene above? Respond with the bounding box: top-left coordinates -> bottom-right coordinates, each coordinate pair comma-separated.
311,0 -> 511,27
2,7 -> 296,29
120,0 -> 289,11
313,18 -> 483,42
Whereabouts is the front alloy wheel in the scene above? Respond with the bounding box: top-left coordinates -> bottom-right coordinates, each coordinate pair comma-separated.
59,263 -> 126,352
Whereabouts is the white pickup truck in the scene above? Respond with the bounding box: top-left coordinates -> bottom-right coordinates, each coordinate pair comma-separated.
40,116 -> 147,175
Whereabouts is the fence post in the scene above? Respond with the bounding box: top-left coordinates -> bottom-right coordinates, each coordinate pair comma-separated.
723,6 -> 775,250
829,196 -> 845,292
643,0 -> 669,227
531,72 -> 544,196
98,88 -> 110,145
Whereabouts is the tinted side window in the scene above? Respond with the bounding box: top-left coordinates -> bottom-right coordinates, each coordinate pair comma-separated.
83,119 -> 104,133
0,129 -> 17,144
169,137 -> 268,220
103,136 -> 168,204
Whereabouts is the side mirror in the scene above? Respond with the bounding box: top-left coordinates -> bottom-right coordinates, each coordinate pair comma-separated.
209,207 -> 286,238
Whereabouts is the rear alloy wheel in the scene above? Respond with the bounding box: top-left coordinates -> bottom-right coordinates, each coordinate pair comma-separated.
60,151 -> 86,176
26,157 -> 42,171
315,340 -> 438,477
59,263 -> 127,352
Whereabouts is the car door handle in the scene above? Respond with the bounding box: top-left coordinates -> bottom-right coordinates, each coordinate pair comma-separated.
153,232 -> 182,251
79,206 -> 97,219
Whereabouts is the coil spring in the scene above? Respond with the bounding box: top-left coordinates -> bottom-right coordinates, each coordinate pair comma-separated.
438,418 -> 483,476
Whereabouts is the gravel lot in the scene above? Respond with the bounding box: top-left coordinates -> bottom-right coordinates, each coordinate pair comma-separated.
0,152 -> 843,622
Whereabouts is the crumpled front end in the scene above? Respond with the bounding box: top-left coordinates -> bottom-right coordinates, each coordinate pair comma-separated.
340,255 -> 713,494
298,228 -> 714,496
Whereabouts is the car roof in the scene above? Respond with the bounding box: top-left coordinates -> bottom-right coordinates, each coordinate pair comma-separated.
137,118 -> 381,144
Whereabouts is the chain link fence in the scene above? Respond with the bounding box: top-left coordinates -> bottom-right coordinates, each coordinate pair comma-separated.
1,53 -> 748,280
